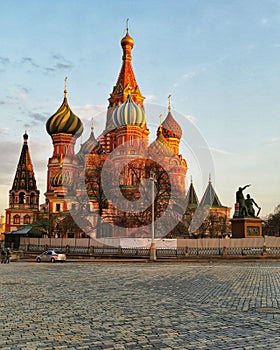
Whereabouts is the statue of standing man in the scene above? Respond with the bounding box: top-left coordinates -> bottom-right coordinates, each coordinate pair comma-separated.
236,184 -> 251,217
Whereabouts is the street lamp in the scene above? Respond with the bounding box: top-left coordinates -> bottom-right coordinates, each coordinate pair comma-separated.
150,172 -> 157,261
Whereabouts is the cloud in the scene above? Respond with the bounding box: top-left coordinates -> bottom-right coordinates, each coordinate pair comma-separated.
21,57 -> 39,68
184,114 -> 197,124
263,136 -> 280,145
42,53 -> 74,73
72,104 -> 107,134
145,95 -> 157,102
182,72 -> 197,80
29,112 -> 49,123
0,128 -> 9,135
0,57 -> 10,65
209,146 -> 235,156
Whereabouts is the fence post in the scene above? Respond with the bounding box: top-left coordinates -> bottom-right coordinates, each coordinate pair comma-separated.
262,242 -> 267,256
90,246 -> 94,257
185,247 -> 189,257
223,246 -> 227,257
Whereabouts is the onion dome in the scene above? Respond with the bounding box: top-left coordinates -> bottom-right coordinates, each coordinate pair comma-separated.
46,84 -> 83,138
121,28 -> 134,48
149,127 -> 174,156
113,94 -> 146,127
76,125 -> 103,161
50,169 -> 72,187
162,111 -> 182,140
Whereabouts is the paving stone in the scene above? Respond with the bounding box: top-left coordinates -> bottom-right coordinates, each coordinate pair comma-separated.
1,262 -> 280,349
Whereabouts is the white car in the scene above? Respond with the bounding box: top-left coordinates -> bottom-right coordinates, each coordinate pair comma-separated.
36,249 -> 66,263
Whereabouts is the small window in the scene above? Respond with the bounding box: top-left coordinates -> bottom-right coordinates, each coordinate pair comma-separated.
56,204 -> 61,212
23,215 -> 30,224
13,215 -> 20,224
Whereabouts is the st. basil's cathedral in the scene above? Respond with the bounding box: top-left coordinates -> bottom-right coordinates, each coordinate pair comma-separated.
5,27 -> 230,239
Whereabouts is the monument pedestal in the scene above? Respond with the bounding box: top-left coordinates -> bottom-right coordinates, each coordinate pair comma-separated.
230,217 -> 263,238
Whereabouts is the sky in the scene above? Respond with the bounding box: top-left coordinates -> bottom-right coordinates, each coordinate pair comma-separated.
0,0 -> 279,219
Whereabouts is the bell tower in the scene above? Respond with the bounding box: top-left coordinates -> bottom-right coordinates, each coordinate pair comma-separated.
5,132 -> 40,232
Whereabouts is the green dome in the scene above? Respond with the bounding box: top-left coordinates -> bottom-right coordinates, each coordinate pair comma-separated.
46,90 -> 83,138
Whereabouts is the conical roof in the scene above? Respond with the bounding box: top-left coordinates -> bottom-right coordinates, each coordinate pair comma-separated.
11,132 -> 38,191
108,27 -> 144,107
186,180 -> 199,209
200,179 -> 223,208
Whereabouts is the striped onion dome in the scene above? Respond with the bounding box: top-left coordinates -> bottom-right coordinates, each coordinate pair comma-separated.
46,89 -> 83,138
76,127 -> 103,161
149,127 -> 174,156
113,94 -> 146,128
50,169 -> 72,187
162,111 -> 182,140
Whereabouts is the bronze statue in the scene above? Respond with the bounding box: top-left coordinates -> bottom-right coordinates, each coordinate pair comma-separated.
236,184 -> 251,217
245,194 -> 261,217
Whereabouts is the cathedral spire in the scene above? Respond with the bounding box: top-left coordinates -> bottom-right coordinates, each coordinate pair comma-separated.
108,24 -> 145,108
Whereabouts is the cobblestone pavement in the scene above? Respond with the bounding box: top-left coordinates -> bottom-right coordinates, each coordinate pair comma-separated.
1,262 -> 280,350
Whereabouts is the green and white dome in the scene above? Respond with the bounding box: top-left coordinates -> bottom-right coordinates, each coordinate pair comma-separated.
113,94 -> 146,128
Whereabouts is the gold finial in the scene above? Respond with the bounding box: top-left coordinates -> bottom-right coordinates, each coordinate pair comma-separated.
209,173 -> 211,183
168,94 -> 171,112
64,77 -> 68,97
126,18 -> 129,34
191,175 -> 193,184
91,117 -> 94,133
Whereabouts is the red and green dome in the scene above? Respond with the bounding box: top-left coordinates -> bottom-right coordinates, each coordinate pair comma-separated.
46,90 -> 83,138
162,111 -> 182,140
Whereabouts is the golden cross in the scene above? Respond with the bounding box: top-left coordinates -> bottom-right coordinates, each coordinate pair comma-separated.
64,77 -> 68,97
168,94 -> 171,112
159,114 -> 162,127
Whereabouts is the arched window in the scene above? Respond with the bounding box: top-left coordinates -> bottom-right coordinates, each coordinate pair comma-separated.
30,193 -> 35,204
19,192 -> 25,204
23,215 -> 30,224
13,215 -> 20,224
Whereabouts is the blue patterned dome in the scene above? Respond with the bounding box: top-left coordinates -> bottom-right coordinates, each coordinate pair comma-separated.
113,94 -> 146,128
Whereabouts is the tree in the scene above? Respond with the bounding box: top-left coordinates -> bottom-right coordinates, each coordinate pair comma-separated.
263,205 -> 280,236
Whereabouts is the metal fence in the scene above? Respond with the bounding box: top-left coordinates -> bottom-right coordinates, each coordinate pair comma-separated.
17,236 -> 280,258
